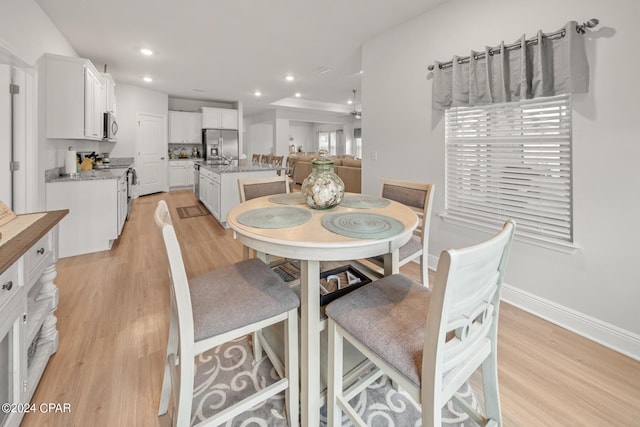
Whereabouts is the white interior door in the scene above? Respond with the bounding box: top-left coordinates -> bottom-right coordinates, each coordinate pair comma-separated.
136,113 -> 166,196
0,64 -> 11,208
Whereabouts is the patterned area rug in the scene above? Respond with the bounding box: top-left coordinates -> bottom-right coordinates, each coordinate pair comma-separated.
176,204 -> 209,219
191,335 -> 483,426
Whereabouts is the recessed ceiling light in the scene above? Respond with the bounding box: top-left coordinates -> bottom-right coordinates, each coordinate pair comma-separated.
294,92 -> 301,98
254,90 -> 262,97
285,75 -> 294,82
192,89 -> 205,92
140,48 -> 153,56
360,69 -> 364,75
348,99 -> 353,105
143,76 -> 153,83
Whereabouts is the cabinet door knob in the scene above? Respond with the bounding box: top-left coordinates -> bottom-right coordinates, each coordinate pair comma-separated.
37,247 -> 45,255
2,281 -> 12,291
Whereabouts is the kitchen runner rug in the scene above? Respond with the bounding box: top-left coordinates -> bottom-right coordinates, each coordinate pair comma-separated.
176,204 -> 210,219
190,335 -> 483,426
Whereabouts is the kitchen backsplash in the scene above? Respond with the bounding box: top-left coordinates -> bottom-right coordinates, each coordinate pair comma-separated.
169,143 -> 201,159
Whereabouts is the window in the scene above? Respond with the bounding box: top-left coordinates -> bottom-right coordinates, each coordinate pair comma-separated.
318,131 -> 337,155
443,94 -> 573,246
354,128 -> 362,159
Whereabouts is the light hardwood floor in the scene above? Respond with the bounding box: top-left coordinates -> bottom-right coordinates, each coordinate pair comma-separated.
22,189 -> 640,426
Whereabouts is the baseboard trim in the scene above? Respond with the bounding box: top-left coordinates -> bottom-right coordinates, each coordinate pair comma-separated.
425,255 -> 640,361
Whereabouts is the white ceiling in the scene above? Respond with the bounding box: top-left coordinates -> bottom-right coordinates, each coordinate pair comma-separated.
35,0 -> 446,116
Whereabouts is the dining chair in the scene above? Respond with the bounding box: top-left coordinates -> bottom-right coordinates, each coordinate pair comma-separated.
154,200 -> 300,427
271,155 -> 284,175
260,154 -> 272,165
251,153 -> 261,164
237,175 -> 294,362
285,156 -> 295,178
238,174 -> 292,204
326,220 -> 516,427
365,178 -> 434,286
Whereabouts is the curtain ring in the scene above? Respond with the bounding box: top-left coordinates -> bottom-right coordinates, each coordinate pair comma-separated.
561,29 -> 567,38
489,50 -> 494,56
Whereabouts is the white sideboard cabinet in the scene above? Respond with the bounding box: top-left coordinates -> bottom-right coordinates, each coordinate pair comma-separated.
0,211 -> 67,427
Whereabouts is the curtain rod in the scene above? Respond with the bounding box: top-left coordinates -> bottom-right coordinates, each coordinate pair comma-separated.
427,19 -> 599,71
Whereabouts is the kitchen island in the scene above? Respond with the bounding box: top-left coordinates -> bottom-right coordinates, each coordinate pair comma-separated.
196,161 -> 283,228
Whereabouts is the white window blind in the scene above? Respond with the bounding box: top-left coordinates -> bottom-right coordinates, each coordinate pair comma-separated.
444,94 -> 573,244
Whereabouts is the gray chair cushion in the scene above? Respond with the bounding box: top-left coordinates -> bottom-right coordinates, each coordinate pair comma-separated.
189,258 -> 300,341
325,274 -> 430,388
369,235 -> 422,264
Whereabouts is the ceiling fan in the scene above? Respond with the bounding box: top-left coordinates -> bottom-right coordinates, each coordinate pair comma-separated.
348,89 -> 362,119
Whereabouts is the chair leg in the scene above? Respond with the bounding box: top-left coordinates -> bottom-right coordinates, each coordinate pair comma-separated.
174,347 -> 195,427
252,332 -> 263,361
481,351 -> 502,425
420,254 -> 429,287
285,309 -> 299,427
158,310 -> 179,416
327,319 -> 343,427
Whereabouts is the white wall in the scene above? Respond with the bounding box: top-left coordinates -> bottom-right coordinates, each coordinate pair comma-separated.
290,121 -> 314,152
362,0 -> 640,356
109,84 -> 169,158
0,0 -> 76,65
0,0 -> 78,211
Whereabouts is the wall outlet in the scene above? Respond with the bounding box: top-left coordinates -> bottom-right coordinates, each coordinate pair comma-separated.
371,150 -> 378,161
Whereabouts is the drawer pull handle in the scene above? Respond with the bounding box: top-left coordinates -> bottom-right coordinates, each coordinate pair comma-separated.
37,248 -> 45,255
2,281 -> 12,291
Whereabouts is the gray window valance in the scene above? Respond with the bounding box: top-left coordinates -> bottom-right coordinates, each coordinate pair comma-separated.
432,21 -> 589,110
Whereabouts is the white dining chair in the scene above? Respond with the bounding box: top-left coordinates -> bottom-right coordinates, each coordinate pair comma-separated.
326,220 -> 516,427
237,175 -> 293,362
364,178 -> 434,286
154,200 -> 300,427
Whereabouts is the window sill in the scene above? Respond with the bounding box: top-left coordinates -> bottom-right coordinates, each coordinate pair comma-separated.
438,212 -> 580,255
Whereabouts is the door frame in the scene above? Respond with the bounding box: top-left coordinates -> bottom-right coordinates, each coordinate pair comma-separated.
0,39 -> 36,214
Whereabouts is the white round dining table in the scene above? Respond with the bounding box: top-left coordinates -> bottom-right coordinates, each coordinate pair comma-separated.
227,193 -> 418,426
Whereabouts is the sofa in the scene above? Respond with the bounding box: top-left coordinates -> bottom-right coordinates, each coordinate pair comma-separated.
289,154 -> 361,193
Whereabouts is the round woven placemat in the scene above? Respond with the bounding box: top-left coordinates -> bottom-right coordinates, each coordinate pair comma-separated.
340,195 -> 391,209
321,212 -> 404,239
267,193 -> 307,205
237,206 -> 312,229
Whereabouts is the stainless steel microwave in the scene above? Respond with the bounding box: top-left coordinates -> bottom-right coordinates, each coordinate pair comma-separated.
103,112 -> 118,141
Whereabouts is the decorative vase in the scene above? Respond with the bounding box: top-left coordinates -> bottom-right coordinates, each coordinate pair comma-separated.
301,150 -> 345,209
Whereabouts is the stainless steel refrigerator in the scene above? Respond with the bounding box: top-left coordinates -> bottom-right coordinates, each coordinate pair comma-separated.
202,129 -> 239,161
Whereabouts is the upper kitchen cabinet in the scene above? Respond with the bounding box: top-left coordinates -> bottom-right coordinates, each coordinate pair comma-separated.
201,107 -> 238,130
102,73 -> 117,114
40,53 -> 105,140
169,111 -> 203,143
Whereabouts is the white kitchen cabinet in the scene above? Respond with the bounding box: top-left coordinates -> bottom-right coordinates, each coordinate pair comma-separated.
46,175 -> 123,258
198,166 -> 277,227
117,175 -> 127,236
103,72 -> 117,114
41,53 -> 105,140
169,160 -> 195,188
201,107 -> 238,130
169,111 -> 202,143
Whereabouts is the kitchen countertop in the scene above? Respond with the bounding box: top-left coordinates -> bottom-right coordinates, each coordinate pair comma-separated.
170,157 -> 203,162
45,157 -> 134,183
197,161 -> 284,174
